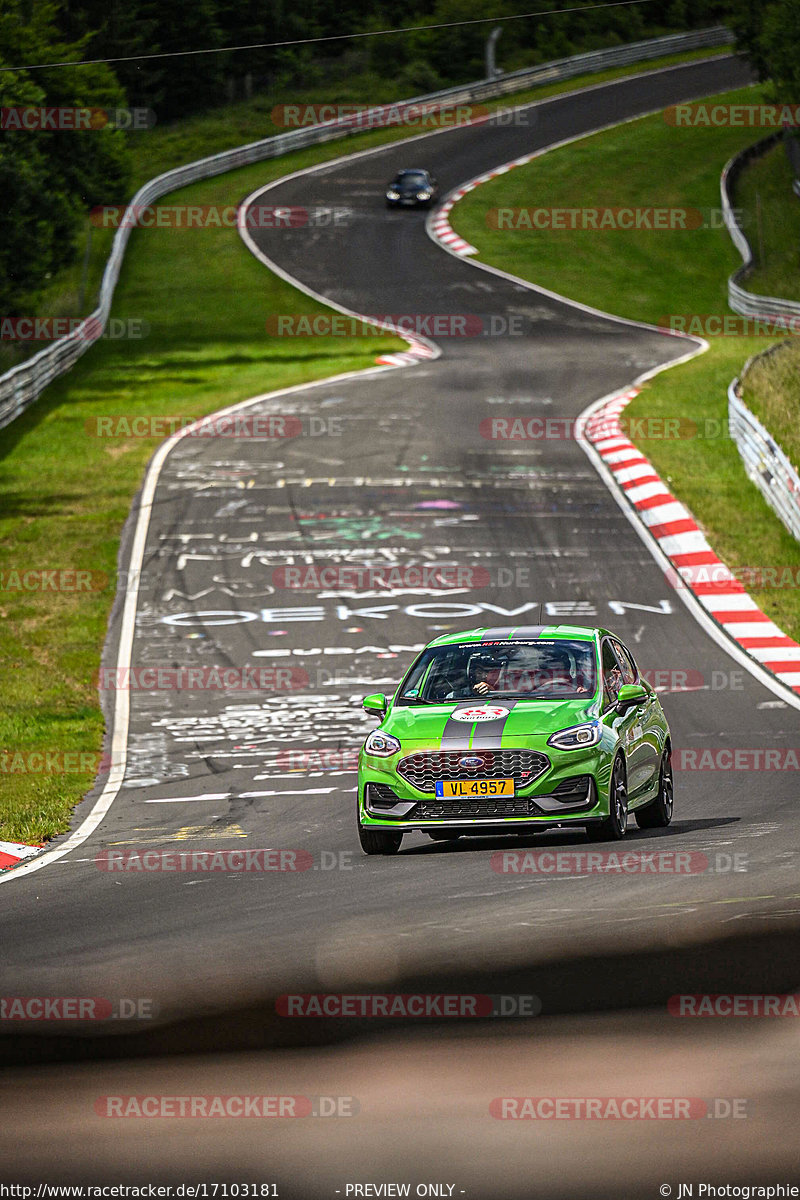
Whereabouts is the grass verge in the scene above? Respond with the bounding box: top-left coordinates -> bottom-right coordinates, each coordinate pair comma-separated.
733,138 -> 800,300
741,341 -> 800,473
449,81 -> 800,644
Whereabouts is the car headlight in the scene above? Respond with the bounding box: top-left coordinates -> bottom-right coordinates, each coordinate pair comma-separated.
364,730 -> 401,757
547,722 -> 601,751
386,190 -> 400,199
416,190 -> 431,200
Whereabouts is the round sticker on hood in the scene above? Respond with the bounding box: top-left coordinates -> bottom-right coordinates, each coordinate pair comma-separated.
450,705 -> 509,723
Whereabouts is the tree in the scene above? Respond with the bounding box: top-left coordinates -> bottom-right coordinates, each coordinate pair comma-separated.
0,0 -> 130,313
760,0 -> 800,101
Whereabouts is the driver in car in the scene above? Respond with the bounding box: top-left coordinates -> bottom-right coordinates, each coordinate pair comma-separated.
470,654 -> 503,696
536,647 -> 589,694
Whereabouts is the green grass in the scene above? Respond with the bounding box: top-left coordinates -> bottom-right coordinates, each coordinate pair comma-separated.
741,340 -> 800,472
0,42 -> 734,847
450,81 -> 800,644
451,85 -> 772,316
733,139 -> 800,299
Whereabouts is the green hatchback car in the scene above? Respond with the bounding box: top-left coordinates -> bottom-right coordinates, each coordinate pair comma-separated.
357,625 -> 673,855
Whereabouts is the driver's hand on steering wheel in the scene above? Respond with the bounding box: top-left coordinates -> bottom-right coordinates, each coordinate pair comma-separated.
472,680 -> 491,695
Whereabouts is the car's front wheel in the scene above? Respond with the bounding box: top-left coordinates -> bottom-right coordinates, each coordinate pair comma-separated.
358,821 -> 403,855
589,755 -> 628,842
635,746 -> 673,829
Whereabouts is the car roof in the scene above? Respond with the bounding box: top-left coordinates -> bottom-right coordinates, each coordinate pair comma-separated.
427,625 -> 609,647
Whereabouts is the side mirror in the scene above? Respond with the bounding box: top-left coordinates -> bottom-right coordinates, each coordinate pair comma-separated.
616,683 -> 647,711
362,692 -> 388,716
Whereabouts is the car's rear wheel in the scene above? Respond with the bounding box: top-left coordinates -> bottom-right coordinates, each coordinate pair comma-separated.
428,831 -> 462,842
589,756 -> 628,842
635,746 -> 673,829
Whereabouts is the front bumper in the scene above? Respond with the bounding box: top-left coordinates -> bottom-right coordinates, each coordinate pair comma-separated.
358,748 -> 609,830
386,196 -> 430,207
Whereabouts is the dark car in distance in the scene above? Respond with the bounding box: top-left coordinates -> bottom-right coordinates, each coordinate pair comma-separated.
385,168 -> 438,208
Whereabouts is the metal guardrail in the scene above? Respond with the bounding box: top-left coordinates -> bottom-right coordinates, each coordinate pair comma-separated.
728,353 -> 800,543
721,132 -> 800,319
722,136 -> 800,542
0,26 -> 732,432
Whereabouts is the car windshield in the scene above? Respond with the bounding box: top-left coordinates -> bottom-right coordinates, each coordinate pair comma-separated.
394,171 -> 428,185
396,639 -> 597,704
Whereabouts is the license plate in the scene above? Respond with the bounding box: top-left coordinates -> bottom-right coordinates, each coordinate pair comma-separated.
435,778 -> 515,798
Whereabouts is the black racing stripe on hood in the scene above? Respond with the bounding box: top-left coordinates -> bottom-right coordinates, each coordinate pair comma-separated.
440,699 -> 517,745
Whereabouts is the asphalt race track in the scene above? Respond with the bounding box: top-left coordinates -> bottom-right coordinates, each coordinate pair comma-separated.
2,54 -> 800,1195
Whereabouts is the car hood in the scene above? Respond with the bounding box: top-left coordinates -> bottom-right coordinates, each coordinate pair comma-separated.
382,697 -> 599,746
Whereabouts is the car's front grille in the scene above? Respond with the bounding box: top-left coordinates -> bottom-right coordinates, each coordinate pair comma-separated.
396,749 -> 549,795
416,796 -> 543,819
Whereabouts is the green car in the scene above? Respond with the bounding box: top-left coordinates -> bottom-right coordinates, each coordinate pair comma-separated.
357,625 -> 673,855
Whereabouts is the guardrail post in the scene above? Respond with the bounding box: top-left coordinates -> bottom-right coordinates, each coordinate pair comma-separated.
485,28 -> 503,81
